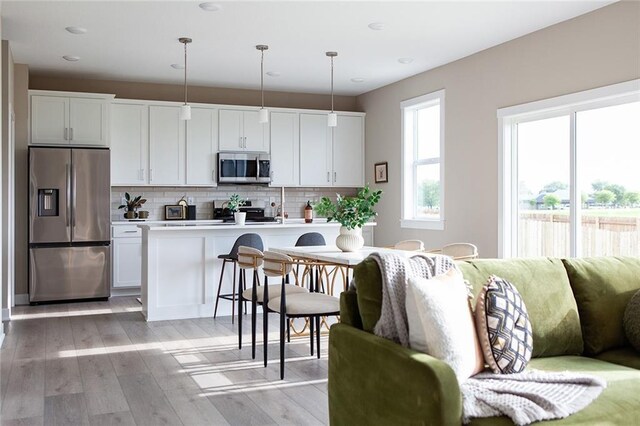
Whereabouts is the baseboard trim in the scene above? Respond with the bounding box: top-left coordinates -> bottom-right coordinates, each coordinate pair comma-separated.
2,308 -> 10,321
14,294 -> 29,306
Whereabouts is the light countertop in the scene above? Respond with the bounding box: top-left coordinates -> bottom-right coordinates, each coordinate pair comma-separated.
137,221 -> 376,231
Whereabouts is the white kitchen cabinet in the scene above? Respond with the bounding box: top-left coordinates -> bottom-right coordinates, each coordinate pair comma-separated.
219,109 -> 268,152
300,113 -> 364,187
333,115 -> 364,187
186,107 -> 218,185
110,103 -> 148,185
300,113 -> 332,186
270,112 -> 299,186
112,226 -> 142,289
149,105 -> 185,185
30,92 -> 110,146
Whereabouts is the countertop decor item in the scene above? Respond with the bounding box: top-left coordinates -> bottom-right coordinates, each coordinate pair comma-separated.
165,205 -> 185,220
228,194 -> 247,225
118,192 -> 146,219
315,185 -> 382,251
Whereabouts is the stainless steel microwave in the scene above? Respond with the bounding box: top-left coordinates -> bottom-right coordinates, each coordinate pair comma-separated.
218,152 -> 271,184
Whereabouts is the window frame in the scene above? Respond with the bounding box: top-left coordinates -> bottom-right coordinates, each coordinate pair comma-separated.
498,79 -> 640,258
400,89 -> 446,230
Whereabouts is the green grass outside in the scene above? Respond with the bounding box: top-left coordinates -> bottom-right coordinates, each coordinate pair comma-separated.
521,208 -> 640,218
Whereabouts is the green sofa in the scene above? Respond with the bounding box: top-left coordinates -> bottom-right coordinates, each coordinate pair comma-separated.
328,256 -> 640,425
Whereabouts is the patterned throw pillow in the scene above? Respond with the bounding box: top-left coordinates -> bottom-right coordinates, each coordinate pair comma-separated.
475,275 -> 533,374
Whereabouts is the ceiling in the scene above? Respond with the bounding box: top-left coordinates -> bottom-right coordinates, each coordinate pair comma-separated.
2,1 -> 614,96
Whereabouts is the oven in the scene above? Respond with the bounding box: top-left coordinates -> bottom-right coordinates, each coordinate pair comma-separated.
217,152 -> 271,184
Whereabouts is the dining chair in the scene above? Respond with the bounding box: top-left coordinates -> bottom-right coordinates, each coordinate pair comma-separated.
238,247 -> 308,360
393,239 -> 425,251
263,251 -> 340,379
214,233 -> 263,323
441,242 -> 479,260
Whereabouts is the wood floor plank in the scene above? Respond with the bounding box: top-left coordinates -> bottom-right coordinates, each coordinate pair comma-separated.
44,317 -> 76,359
70,317 -> 105,352
245,387 -> 324,426
141,353 -> 199,392
207,391 -> 276,425
88,411 -> 136,426
43,392 -> 90,426
117,373 -> 182,426
101,333 -> 149,377
13,320 -> 46,361
77,354 -> 129,415
164,388 -> 229,425
1,358 -> 46,420
0,416 -> 44,426
45,357 -> 83,396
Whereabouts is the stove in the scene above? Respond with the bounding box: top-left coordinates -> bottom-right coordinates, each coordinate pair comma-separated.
212,204 -> 277,223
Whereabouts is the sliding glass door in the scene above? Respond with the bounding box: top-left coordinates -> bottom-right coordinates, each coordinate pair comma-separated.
503,84 -> 640,258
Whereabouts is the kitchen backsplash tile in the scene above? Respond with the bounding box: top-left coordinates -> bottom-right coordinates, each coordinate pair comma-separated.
111,186 -> 358,221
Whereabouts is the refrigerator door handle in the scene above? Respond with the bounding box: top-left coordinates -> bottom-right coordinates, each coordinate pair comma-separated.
72,163 -> 77,227
66,164 -> 71,227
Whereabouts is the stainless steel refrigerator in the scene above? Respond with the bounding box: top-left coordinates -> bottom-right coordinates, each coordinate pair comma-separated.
29,147 -> 111,303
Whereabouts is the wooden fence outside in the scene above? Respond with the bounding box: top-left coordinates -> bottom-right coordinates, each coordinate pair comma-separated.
518,212 -> 640,257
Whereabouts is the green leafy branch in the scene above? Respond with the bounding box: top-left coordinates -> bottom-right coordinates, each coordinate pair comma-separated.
314,185 -> 382,230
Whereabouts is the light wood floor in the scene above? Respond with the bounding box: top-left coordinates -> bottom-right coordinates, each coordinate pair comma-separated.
0,297 -> 331,425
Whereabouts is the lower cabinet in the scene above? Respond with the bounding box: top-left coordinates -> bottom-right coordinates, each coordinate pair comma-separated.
112,226 -> 142,290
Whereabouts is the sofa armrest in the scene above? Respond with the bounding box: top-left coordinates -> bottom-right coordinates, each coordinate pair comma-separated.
328,323 -> 462,426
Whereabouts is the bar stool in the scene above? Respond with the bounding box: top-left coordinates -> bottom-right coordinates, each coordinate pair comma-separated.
238,247 -> 308,360
295,232 -> 326,247
213,233 -> 263,323
263,251 -> 340,379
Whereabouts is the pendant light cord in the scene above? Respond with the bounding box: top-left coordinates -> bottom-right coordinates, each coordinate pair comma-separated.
183,41 -> 188,105
261,49 -> 265,109
330,56 -> 334,113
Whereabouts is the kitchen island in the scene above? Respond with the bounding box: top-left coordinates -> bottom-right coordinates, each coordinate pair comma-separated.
138,221 -> 374,321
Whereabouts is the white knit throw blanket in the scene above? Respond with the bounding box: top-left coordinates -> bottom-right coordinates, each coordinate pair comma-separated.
368,252 -> 456,347
362,252 -> 606,425
462,370 -> 606,425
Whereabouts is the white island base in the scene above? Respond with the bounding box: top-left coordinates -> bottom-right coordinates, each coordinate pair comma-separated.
139,221 -> 374,321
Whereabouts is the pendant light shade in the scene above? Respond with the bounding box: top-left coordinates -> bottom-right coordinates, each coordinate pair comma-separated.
179,37 -> 192,121
257,44 -> 269,124
326,51 -> 338,127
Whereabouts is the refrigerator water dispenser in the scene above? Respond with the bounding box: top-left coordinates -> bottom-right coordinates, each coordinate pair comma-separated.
38,189 -> 59,217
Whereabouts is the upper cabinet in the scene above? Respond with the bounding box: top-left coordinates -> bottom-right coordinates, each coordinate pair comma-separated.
219,109 -> 268,152
148,105 -> 185,185
270,112 -> 300,187
186,107 -> 218,185
110,102 -> 148,186
299,113 -> 364,187
30,91 -> 112,146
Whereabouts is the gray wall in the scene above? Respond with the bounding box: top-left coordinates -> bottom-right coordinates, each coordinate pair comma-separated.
356,1 -> 640,256
13,63 -> 27,303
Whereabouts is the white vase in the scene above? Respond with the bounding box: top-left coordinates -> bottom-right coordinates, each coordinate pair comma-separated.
336,226 -> 364,252
234,212 -> 246,225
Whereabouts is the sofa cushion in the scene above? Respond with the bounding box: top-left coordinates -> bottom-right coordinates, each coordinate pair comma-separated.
624,289 -> 640,351
458,258 -> 583,358
475,275 -> 533,374
468,355 -> 640,425
562,257 -> 640,355
594,347 -> 640,370
353,258 -> 384,333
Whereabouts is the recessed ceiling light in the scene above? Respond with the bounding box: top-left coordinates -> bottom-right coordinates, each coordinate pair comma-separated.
65,26 -> 87,35
351,78 -> 365,83
171,63 -> 185,69
398,57 -> 414,64
266,71 -> 281,77
62,55 -> 80,62
199,2 -> 222,11
368,22 -> 384,31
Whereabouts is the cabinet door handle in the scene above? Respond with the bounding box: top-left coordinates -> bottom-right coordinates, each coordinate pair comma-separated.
70,127 -> 74,141
239,137 -> 243,148
124,230 -> 138,233
212,169 -> 216,182
64,128 -> 68,140
327,172 -> 330,183
149,169 -> 153,181
334,172 -> 337,183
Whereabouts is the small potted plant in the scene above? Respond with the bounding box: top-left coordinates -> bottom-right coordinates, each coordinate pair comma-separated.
118,192 -> 147,220
227,194 -> 246,225
315,185 -> 382,252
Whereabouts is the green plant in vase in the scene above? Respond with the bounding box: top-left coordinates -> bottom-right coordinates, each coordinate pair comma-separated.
227,194 -> 247,225
315,185 -> 382,251
118,192 -> 147,219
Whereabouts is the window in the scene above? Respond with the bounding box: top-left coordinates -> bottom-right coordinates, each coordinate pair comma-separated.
499,80 -> 640,258
401,90 -> 445,230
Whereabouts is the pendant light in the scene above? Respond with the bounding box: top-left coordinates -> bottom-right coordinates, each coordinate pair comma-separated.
256,45 -> 269,123
179,37 -> 192,120
326,51 -> 338,127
